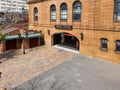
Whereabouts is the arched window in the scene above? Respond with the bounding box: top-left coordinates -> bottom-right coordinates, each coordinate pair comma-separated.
60,3 -> 67,21
34,7 -> 38,21
114,0 -> 120,21
73,1 -> 82,21
50,5 -> 56,21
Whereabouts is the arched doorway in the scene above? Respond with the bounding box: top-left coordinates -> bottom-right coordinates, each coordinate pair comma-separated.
53,33 -> 79,50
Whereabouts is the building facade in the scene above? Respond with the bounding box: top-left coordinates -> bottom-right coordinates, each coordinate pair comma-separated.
28,0 -> 120,64
0,0 -> 28,13
0,21 -> 41,52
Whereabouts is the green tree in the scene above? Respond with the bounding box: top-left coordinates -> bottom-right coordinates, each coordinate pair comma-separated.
0,32 -> 5,43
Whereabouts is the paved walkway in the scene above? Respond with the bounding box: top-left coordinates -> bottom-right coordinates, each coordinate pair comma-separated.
12,55 -> 120,90
0,46 -> 77,89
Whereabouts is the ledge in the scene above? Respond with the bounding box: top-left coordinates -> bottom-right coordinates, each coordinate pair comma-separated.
28,0 -> 43,4
100,48 -> 108,51
115,51 -> 120,54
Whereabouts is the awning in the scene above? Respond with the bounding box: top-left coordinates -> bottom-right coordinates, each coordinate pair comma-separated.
23,33 -> 41,38
5,35 -> 19,40
5,33 -> 41,40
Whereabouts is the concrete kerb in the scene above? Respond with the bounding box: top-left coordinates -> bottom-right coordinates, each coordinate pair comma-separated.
53,45 -> 79,54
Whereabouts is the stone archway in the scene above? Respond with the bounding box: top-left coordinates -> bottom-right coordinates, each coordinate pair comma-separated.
52,32 -> 80,50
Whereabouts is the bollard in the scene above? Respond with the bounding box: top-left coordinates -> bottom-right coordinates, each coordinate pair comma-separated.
0,72 -> 1,78
0,61 -> 2,64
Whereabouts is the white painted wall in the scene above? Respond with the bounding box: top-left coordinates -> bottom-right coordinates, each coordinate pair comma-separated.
0,0 -> 28,13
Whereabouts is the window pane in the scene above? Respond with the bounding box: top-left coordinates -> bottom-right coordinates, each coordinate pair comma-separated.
61,3 -> 67,10
34,7 -> 38,21
51,16 -> 56,19
50,5 -> 56,21
61,3 -> 67,21
117,13 -> 120,20
51,11 -> 56,15
114,1 -> 120,21
74,14 -> 81,20
73,1 -> 82,21
116,41 -> 120,51
101,39 -> 108,50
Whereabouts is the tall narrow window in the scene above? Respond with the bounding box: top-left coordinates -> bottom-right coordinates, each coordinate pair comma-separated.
60,3 -> 67,21
116,40 -> 120,52
73,1 -> 82,21
114,0 -> 120,21
101,38 -> 108,50
50,5 -> 56,21
34,7 -> 38,21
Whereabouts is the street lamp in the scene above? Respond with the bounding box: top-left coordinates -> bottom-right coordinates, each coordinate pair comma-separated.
18,31 -> 28,54
23,31 -> 28,54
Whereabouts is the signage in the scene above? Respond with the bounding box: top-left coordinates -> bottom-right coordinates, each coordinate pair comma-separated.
55,25 -> 72,30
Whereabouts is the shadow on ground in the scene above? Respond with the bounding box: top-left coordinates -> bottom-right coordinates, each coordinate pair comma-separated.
0,50 -> 20,62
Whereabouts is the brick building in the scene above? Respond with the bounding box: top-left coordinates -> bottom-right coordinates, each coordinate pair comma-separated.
28,0 -> 120,64
0,21 -> 41,52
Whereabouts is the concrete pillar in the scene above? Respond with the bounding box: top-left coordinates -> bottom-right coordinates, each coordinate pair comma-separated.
61,33 -> 65,43
1,41 -> 6,52
38,37 -> 40,46
76,41 -> 79,49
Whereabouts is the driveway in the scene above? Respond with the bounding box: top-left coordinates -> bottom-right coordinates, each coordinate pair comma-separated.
11,55 -> 120,90
0,46 -> 77,89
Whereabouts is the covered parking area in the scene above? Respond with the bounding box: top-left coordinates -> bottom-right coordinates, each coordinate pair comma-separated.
52,32 -> 79,51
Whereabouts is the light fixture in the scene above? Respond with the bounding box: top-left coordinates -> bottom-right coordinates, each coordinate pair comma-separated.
47,30 -> 50,35
80,32 -> 83,40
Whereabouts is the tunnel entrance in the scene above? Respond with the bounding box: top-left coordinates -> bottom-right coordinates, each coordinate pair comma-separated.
53,33 -> 79,51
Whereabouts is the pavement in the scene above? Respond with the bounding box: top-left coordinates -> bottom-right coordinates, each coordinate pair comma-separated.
0,45 -> 77,89
0,45 -> 120,90
11,55 -> 120,90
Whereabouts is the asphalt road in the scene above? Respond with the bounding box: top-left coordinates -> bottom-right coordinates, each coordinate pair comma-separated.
11,55 -> 120,90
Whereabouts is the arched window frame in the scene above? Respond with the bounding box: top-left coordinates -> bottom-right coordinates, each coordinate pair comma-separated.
60,3 -> 68,21
114,0 -> 120,21
50,4 -> 56,21
73,1 -> 82,21
34,7 -> 38,21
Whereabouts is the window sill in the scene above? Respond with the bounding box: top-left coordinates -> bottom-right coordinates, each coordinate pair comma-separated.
60,20 -> 67,22
33,21 -> 38,24
115,51 -> 120,54
73,20 -> 81,22
34,21 -> 38,23
50,20 -> 56,22
100,48 -> 108,51
113,21 -> 120,23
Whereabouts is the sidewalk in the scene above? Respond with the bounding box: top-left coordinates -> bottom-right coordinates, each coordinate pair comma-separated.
0,46 -> 77,89
12,55 -> 120,90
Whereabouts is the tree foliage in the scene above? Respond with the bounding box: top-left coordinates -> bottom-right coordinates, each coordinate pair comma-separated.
0,32 -> 5,42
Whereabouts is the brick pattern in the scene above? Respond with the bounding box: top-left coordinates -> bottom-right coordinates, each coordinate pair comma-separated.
0,46 -> 76,89
28,0 -> 120,64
